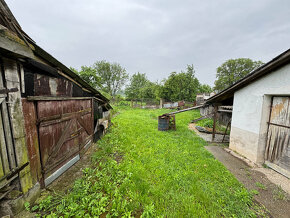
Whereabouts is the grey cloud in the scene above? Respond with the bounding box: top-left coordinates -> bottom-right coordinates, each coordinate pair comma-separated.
6,0 -> 290,86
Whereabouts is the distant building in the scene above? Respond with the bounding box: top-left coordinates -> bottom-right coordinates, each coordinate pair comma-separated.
196,92 -> 215,106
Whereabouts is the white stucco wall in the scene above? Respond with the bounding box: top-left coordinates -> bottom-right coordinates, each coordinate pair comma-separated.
230,63 -> 290,163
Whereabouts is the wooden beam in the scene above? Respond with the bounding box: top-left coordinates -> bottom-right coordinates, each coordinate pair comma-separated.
38,109 -> 91,127
27,96 -> 93,101
212,105 -> 218,142
93,97 -> 105,103
165,104 -> 204,115
0,87 -> 18,94
217,109 -> 232,113
222,118 -> 231,143
0,30 -> 35,59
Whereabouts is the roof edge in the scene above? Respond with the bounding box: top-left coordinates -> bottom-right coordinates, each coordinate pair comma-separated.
33,44 -> 110,102
207,48 -> 290,104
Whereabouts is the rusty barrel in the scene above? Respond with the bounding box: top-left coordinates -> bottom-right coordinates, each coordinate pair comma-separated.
158,115 -> 170,131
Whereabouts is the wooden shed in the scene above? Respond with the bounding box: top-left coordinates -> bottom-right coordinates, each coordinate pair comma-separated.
0,0 -> 111,212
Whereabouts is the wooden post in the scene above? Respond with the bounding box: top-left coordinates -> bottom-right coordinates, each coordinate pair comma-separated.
131,100 -> 133,108
212,105 -> 218,142
222,118 -> 231,143
160,98 -> 163,109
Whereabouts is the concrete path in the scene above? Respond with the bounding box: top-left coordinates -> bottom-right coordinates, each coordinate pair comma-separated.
205,145 -> 290,218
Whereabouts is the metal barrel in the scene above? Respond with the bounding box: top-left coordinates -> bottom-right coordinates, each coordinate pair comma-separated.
158,115 -> 169,131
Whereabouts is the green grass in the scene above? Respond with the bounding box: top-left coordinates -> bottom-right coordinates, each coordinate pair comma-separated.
255,182 -> 267,190
196,118 -> 215,128
250,189 -> 260,196
35,108 -> 258,217
273,185 -> 287,201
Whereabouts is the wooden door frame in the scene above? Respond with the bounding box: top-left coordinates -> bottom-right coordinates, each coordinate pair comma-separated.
0,61 -> 20,196
264,96 -> 290,178
33,98 -> 94,187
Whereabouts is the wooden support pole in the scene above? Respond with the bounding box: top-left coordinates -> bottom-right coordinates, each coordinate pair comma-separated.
212,105 -> 218,142
222,118 -> 231,143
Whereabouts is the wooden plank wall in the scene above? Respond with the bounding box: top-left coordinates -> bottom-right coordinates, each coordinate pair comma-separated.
2,58 -> 33,193
265,97 -> 290,172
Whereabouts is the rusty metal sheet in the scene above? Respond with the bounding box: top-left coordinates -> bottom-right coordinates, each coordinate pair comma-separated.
56,77 -> 72,96
178,100 -> 185,107
62,100 -> 74,114
158,114 -> 176,131
37,100 -> 63,118
21,99 -> 42,183
34,74 -> 72,97
34,74 -> 50,96
37,99 -> 93,180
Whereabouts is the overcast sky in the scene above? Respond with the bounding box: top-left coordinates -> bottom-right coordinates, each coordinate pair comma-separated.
6,0 -> 290,86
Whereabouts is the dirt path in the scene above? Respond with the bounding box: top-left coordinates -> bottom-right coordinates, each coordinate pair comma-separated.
205,145 -> 290,218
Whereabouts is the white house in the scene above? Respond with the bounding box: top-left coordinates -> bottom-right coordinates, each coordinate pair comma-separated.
207,49 -> 290,178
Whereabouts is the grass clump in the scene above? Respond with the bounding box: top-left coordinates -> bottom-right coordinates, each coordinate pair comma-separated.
35,108 -> 259,217
273,185 -> 287,201
250,189 -> 260,196
197,118 -> 214,128
255,182 -> 267,190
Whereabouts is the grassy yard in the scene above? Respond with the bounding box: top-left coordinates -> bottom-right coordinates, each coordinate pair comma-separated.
34,108 -> 259,217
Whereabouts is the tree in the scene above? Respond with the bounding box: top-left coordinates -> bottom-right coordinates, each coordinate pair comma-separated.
199,84 -> 212,94
125,72 -> 148,101
70,66 -> 101,89
93,60 -> 128,97
113,94 -> 124,106
214,58 -> 263,92
160,65 -> 200,102
140,81 -> 160,103
70,61 -> 128,98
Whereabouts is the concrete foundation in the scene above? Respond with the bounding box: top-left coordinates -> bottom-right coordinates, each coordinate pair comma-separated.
10,183 -> 41,215
0,183 -> 41,217
230,126 -> 259,163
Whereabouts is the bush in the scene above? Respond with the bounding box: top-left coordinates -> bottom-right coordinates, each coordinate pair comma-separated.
196,118 -> 214,128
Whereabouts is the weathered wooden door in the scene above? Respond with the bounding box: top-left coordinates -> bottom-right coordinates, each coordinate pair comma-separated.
265,96 -> 290,174
36,99 -> 93,186
0,64 -> 18,199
